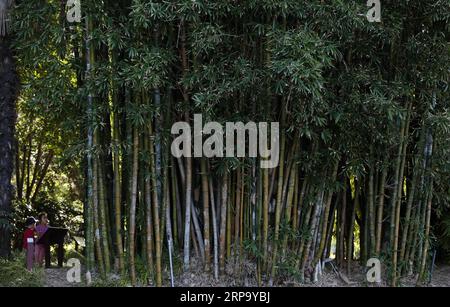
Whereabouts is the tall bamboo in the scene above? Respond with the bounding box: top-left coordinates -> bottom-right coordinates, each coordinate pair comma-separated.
219,171 -> 228,275
375,163 -> 388,255
128,127 -> 139,286
149,122 -> 162,286
201,158 -> 211,271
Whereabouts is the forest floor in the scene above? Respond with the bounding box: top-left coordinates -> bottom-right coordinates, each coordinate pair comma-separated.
429,265 -> 450,287
43,267 -> 81,287
176,259 -> 450,287
41,260 -> 450,287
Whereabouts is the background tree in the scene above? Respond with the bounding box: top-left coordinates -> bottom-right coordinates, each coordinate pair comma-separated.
0,0 -> 18,259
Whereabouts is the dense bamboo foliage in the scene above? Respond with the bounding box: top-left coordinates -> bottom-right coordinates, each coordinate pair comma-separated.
6,0 -> 450,287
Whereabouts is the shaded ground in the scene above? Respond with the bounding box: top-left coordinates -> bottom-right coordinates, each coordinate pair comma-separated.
419,265 -> 450,287
44,267 -> 79,287
176,259 -> 450,287
42,260 -> 450,287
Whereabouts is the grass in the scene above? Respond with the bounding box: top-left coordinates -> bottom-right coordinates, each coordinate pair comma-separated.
0,252 -> 44,287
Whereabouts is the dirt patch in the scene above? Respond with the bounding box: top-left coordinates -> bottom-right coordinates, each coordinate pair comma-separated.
41,258 -> 450,287
44,267 -> 80,287
175,258 -> 259,287
175,259 -> 366,287
174,259 -> 450,287
428,265 -> 450,287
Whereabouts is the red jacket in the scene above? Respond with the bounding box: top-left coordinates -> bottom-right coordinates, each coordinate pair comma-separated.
22,228 -> 35,250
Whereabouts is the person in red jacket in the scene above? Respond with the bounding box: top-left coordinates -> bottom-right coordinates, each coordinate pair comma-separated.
23,217 -> 36,271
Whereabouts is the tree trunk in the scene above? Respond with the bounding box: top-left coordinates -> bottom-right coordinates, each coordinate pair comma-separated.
0,36 -> 18,258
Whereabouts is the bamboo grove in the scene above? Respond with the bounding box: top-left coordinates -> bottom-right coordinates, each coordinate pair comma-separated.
10,0 -> 450,286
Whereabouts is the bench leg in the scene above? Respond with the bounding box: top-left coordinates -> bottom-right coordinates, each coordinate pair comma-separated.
45,244 -> 51,268
57,243 -> 64,267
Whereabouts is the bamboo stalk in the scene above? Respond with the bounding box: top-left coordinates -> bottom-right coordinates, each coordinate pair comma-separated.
149,123 -> 162,286
84,13 -> 96,274
112,108 -> 124,274
262,167 -> 269,274
179,19 -> 192,271
400,130 -> 425,264
368,156 -> 376,257
234,167 -> 242,265
338,180 -> 347,268
418,179 -> 434,284
219,171 -> 228,275
392,102 -> 411,286
183,152 -> 193,270
313,160 -> 339,267
191,200 -> 205,261
347,179 -> 359,277
98,155 -> 111,274
375,163 -> 388,255
93,144 -> 105,277
226,177 -> 232,260
209,170 -> 219,279
171,159 -> 179,246
270,125 -> 287,283
128,127 -> 139,286
281,164 -> 297,256
201,158 -> 211,271
144,135 -> 154,281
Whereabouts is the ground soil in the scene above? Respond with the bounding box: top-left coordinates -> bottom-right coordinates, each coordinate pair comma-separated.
42,260 -> 450,287
44,267 -> 80,287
